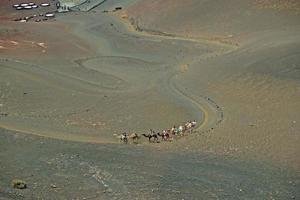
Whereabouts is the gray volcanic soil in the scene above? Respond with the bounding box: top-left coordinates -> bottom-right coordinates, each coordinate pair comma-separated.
0,7 -> 220,143
125,0 -> 300,41
124,0 -> 300,170
0,129 -> 299,199
0,0 -> 300,199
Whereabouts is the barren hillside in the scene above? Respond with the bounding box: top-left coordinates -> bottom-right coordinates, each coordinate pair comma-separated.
124,0 -> 300,41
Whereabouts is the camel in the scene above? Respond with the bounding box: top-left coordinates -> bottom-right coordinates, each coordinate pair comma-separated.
128,133 -> 140,142
121,134 -> 128,144
142,133 -> 158,143
114,132 -> 128,144
158,131 -> 170,141
171,126 -> 177,135
191,120 -> 197,127
178,125 -> 185,135
185,121 -> 193,130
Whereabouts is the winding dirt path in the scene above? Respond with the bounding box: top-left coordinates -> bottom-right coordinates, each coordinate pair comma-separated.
0,11 -> 236,144
65,13 -> 235,138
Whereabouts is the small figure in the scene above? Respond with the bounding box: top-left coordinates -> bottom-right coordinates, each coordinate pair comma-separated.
192,120 -> 197,127
120,132 -> 128,144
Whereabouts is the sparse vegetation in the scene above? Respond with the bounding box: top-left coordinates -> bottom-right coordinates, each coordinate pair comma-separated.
11,179 -> 27,189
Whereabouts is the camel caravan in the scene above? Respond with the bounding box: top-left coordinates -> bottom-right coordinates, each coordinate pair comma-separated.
115,120 -> 197,144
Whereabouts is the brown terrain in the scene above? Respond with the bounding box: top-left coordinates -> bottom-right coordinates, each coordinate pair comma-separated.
122,0 -> 300,171
0,0 -> 299,199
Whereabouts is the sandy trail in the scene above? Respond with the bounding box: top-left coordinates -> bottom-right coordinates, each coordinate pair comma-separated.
119,0 -> 300,171
0,1 -> 299,199
0,10 -> 230,144
1,2 -> 299,171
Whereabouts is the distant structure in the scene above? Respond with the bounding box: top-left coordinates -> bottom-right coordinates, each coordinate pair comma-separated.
58,4 -> 71,12
12,2 -> 39,10
57,1 -> 73,12
57,0 -> 107,12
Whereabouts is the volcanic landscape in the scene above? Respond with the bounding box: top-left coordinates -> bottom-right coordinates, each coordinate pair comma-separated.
0,0 -> 299,199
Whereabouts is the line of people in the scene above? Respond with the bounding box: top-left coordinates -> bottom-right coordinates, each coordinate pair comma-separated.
118,120 -> 197,144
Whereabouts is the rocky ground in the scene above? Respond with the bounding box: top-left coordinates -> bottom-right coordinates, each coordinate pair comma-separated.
0,0 -> 299,199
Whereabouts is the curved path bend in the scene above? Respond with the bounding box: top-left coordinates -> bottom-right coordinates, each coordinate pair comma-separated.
69,12 -> 233,139
0,11 -> 236,144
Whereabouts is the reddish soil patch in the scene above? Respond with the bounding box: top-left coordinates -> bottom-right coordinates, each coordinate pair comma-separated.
0,20 -> 92,59
0,0 -> 93,62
